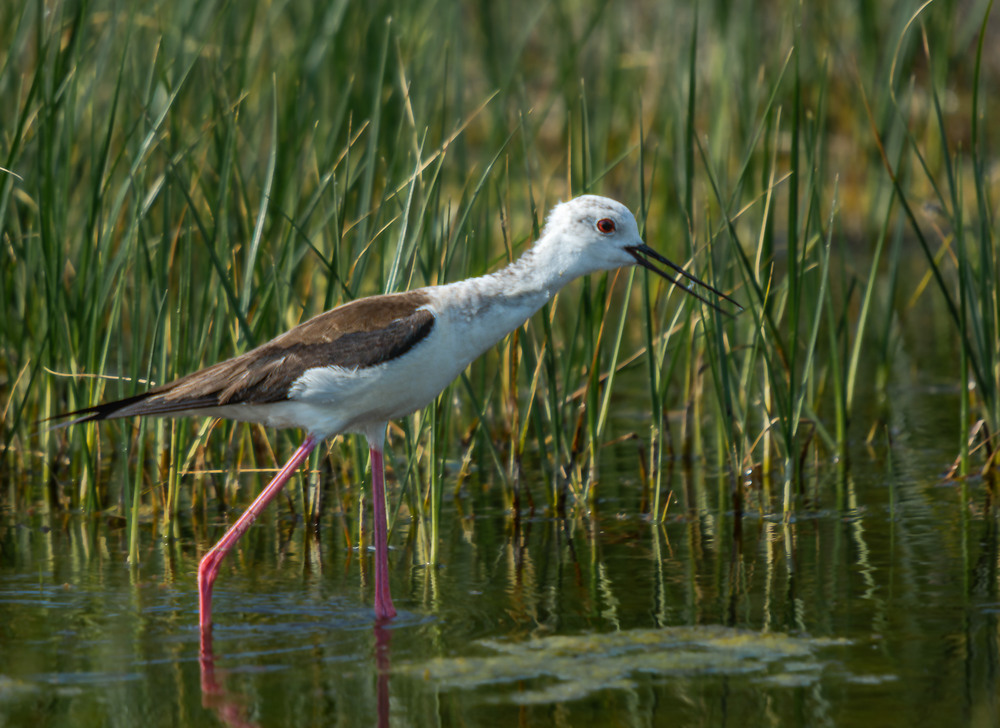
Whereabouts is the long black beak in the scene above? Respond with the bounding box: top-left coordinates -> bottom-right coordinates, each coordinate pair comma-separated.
627,244 -> 742,316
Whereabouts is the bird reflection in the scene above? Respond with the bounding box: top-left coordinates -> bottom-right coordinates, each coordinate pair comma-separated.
199,631 -> 259,728
197,621 -> 393,728
374,621 -> 392,728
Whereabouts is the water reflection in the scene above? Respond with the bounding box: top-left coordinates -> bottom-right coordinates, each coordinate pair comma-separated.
198,612 -> 394,728
2,445 -> 999,725
200,634 -> 259,728
374,622 -> 391,728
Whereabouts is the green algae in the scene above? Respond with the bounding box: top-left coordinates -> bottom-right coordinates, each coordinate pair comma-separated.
402,625 -> 858,705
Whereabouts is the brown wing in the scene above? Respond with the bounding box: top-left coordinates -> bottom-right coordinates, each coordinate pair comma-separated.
55,291 -> 435,425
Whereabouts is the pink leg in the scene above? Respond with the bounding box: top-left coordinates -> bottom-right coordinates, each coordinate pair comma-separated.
370,444 -> 397,620
198,433 -> 318,643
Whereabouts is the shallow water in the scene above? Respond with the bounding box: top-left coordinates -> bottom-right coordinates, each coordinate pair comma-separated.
2,446 -> 997,727
2,373 -> 999,726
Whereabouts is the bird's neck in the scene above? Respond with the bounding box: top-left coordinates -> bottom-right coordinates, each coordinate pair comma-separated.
430,237 -> 578,354
487,240 -> 577,298
453,236 -> 576,307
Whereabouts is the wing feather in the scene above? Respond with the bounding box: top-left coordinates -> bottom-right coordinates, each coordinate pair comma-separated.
52,291 -> 435,425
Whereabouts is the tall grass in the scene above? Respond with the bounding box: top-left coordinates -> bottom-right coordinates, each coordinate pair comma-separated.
1,0 -> 997,552
867,0 -> 1000,483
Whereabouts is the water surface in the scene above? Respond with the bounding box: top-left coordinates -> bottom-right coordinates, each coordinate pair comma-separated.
1,383 -> 997,727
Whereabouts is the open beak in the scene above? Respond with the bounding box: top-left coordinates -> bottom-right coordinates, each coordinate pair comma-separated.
626,244 -> 742,315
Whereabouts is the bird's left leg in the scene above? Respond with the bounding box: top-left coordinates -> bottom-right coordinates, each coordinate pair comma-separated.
198,433 -> 319,646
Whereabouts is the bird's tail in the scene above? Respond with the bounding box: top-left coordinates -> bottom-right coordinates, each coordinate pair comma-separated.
46,389 -> 221,431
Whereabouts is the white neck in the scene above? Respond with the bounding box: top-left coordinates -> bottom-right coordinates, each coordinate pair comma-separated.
480,241 -> 578,299
429,234 -> 582,357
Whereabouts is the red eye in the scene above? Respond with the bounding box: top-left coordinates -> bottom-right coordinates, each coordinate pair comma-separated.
596,218 -> 616,234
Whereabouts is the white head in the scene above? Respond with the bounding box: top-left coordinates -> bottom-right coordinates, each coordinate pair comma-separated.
538,195 -> 645,278
536,195 -> 740,313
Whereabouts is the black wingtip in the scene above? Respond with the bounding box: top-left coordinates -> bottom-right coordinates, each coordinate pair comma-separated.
44,391 -> 158,432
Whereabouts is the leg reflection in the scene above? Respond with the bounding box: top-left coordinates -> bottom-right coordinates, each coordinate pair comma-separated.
375,620 -> 392,728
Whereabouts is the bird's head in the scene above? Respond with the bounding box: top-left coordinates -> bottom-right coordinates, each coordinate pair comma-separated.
541,195 -> 644,275
540,195 -> 740,314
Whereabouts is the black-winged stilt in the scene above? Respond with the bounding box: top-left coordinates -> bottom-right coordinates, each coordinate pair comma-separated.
55,194 -> 738,636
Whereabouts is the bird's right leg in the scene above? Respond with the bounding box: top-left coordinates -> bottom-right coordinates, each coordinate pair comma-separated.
366,429 -> 397,621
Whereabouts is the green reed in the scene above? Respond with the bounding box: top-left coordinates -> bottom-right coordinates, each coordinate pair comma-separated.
1,0 -> 997,553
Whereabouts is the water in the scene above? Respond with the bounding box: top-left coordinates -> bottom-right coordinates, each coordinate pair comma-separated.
2,384 -> 998,726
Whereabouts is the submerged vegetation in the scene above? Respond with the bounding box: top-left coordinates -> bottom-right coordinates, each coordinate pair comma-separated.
1,0 -> 998,542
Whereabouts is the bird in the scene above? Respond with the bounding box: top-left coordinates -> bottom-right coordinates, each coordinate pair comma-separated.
54,194 -> 739,637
